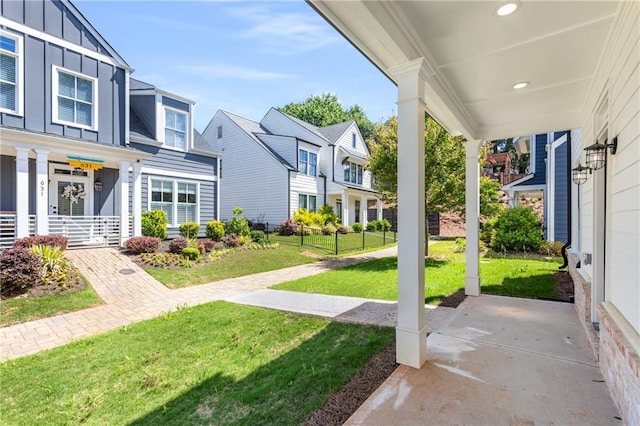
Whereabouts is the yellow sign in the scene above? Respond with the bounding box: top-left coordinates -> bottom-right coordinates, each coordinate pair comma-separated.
67,157 -> 102,170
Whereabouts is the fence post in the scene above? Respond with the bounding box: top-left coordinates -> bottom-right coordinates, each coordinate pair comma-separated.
335,230 -> 338,255
383,228 -> 386,245
362,229 -> 365,250
301,225 -> 304,246
266,223 -> 269,241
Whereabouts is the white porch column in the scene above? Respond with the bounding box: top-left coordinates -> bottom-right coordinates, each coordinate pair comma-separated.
360,195 -> 367,226
132,163 -> 142,237
376,197 -> 383,221
342,192 -> 349,226
464,140 -> 483,296
391,58 -> 428,368
15,147 -> 30,238
119,161 -> 130,244
35,150 -> 49,235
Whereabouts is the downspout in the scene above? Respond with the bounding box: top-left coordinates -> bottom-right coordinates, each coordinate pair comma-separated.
560,131 -> 572,270
287,169 -> 291,219
322,174 -> 327,206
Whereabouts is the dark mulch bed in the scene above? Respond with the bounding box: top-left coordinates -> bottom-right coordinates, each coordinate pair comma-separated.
2,275 -> 86,300
438,289 -> 467,308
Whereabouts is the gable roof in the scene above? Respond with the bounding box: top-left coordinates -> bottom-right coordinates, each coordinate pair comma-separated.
318,121 -> 354,143
129,107 -> 155,143
221,111 -> 296,170
128,78 -> 195,105
130,78 -> 155,91
267,108 -> 333,145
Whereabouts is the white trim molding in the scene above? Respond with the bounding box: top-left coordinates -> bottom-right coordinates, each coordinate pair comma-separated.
51,65 -> 99,131
141,167 -> 216,182
0,28 -> 24,116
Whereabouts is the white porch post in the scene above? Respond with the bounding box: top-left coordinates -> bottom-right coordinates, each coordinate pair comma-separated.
132,163 -> 142,237
35,150 -> 49,235
15,147 -> 30,238
342,192 -> 349,226
391,58 -> 428,368
464,140 -> 483,296
376,197 -> 383,221
360,195 -> 367,226
119,161 -> 130,244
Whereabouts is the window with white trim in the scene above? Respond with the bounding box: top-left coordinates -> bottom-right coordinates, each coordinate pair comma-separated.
52,66 -> 97,129
298,194 -> 317,212
150,178 -> 199,226
0,31 -> 22,115
343,161 -> 363,184
298,149 -> 317,176
164,108 -> 187,150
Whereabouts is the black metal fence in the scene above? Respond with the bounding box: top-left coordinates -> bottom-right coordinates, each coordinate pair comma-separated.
260,223 -> 396,255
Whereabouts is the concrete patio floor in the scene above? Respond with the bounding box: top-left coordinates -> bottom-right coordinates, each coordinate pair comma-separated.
346,295 -> 621,425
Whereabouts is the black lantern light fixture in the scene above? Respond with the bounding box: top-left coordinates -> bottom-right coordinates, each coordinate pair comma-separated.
571,162 -> 591,185
94,179 -> 103,192
584,137 -> 617,171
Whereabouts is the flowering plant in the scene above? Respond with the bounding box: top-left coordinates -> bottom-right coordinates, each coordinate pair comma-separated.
61,183 -> 86,204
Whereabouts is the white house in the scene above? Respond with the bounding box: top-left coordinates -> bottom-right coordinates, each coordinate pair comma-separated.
202,108 -> 381,226
310,0 -> 640,422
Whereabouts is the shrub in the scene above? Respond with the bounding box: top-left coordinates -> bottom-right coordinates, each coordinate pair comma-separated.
293,208 -> 324,227
319,204 -> 340,226
380,219 -> 392,231
366,221 -> 377,232
491,206 -> 542,252
480,217 -> 498,244
202,240 -> 216,252
227,207 -> 251,236
352,223 -> 363,233
179,222 -> 200,238
205,220 -> 225,241
14,235 -> 68,250
238,235 -> 251,246
126,236 -> 162,254
278,218 -> 298,236
141,210 -> 168,239
182,247 -> 201,261
250,230 -> 266,244
453,238 -> 486,253
168,237 -> 189,254
337,225 -> 349,234
539,240 -> 565,257
222,233 -> 241,248
0,247 -> 41,297
30,244 -> 79,288
322,225 -> 337,235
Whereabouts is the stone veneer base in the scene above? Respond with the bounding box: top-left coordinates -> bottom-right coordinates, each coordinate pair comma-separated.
568,251 -> 599,359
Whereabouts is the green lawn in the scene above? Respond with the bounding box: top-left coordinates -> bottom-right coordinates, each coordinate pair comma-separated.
1,302 -> 394,425
269,230 -> 396,254
0,282 -> 102,327
273,241 -> 561,303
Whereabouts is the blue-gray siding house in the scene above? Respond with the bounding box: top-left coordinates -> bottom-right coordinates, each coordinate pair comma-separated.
0,0 -> 218,247
502,131 -> 571,242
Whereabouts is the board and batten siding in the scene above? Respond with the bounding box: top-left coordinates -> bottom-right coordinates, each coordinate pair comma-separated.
1,0 -> 126,146
580,1 -> 640,331
553,136 -> 569,242
204,112 -> 289,225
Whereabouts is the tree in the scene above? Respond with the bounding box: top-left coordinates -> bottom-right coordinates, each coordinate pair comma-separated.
279,93 -> 375,141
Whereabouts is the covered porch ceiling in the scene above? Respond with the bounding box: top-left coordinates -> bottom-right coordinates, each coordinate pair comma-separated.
309,1 -> 619,141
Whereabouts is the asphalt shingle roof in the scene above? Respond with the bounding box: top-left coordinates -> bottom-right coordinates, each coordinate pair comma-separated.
129,78 -> 155,91
318,121 -> 354,143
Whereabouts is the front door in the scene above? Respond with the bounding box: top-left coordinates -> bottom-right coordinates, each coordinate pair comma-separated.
49,165 -> 92,216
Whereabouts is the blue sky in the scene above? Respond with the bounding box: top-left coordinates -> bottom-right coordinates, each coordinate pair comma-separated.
76,1 -> 397,131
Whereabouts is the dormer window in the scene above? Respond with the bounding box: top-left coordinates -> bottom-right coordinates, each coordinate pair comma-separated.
298,149 -> 317,176
165,108 -> 187,150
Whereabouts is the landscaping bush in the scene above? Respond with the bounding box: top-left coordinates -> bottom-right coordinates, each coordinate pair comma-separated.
205,220 -> 225,241
322,225 -> 337,235
238,235 -> 251,246
222,233 -> 241,248
202,240 -> 216,252
168,237 -> 189,254
379,219 -> 392,231
337,225 -> 349,234
366,221 -> 377,232
480,217 -> 498,244
141,210 -> 168,239
227,207 -> 251,236
250,230 -> 266,244
0,246 -> 41,297
352,223 -> 363,233
293,208 -> 324,227
29,244 -> 79,288
278,218 -> 298,236
319,204 -> 340,226
539,240 -> 565,257
14,235 -> 68,250
182,247 -> 201,261
453,238 -> 486,253
126,236 -> 162,254
491,207 -> 542,252
179,222 -> 200,238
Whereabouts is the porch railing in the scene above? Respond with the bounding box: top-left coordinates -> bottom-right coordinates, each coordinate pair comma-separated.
48,216 -> 121,248
0,214 -> 17,249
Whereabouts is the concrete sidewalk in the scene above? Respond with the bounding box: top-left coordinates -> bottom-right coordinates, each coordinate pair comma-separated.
1,246 -> 398,361
345,295 -> 621,425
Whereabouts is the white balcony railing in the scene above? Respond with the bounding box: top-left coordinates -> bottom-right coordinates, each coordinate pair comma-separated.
48,216 -> 122,248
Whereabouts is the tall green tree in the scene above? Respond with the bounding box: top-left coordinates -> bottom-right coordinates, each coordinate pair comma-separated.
279,93 -> 375,141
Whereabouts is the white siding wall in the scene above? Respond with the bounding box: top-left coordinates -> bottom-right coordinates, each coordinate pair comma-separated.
290,141 -> 322,215
580,1 -> 640,330
332,123 -> 374,189
258,134 -> 297,167
202,112 -> 289,225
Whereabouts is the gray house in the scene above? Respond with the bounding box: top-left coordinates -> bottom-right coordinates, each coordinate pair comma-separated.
0,0 -> 218,247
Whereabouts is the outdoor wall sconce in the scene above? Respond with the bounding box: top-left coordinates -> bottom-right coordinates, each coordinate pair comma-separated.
584,137 -> 617,170
94,179 -> 103,192
571,163 -> 591,185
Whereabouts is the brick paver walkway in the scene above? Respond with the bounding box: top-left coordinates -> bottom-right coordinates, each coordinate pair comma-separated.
1,246 -> 398,361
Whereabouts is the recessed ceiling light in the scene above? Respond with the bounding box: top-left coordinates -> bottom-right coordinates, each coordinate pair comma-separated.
513,81 -> 529,89
497,2 -> 519,16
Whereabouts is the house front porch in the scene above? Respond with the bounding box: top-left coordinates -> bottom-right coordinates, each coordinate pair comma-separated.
327,186 -> 382,227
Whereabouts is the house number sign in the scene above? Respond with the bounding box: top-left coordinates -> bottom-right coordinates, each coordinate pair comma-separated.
67,156 -> 104,171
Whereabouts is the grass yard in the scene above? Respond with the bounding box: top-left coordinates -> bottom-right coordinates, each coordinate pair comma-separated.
0,282 -> 102,328
273,240 -> 562,303
1,301 -> 394,425
269,230 -> 396,254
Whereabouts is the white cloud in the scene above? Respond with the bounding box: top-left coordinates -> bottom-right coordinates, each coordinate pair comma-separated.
177,63 -> 294,80
224,4 -> 340,54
